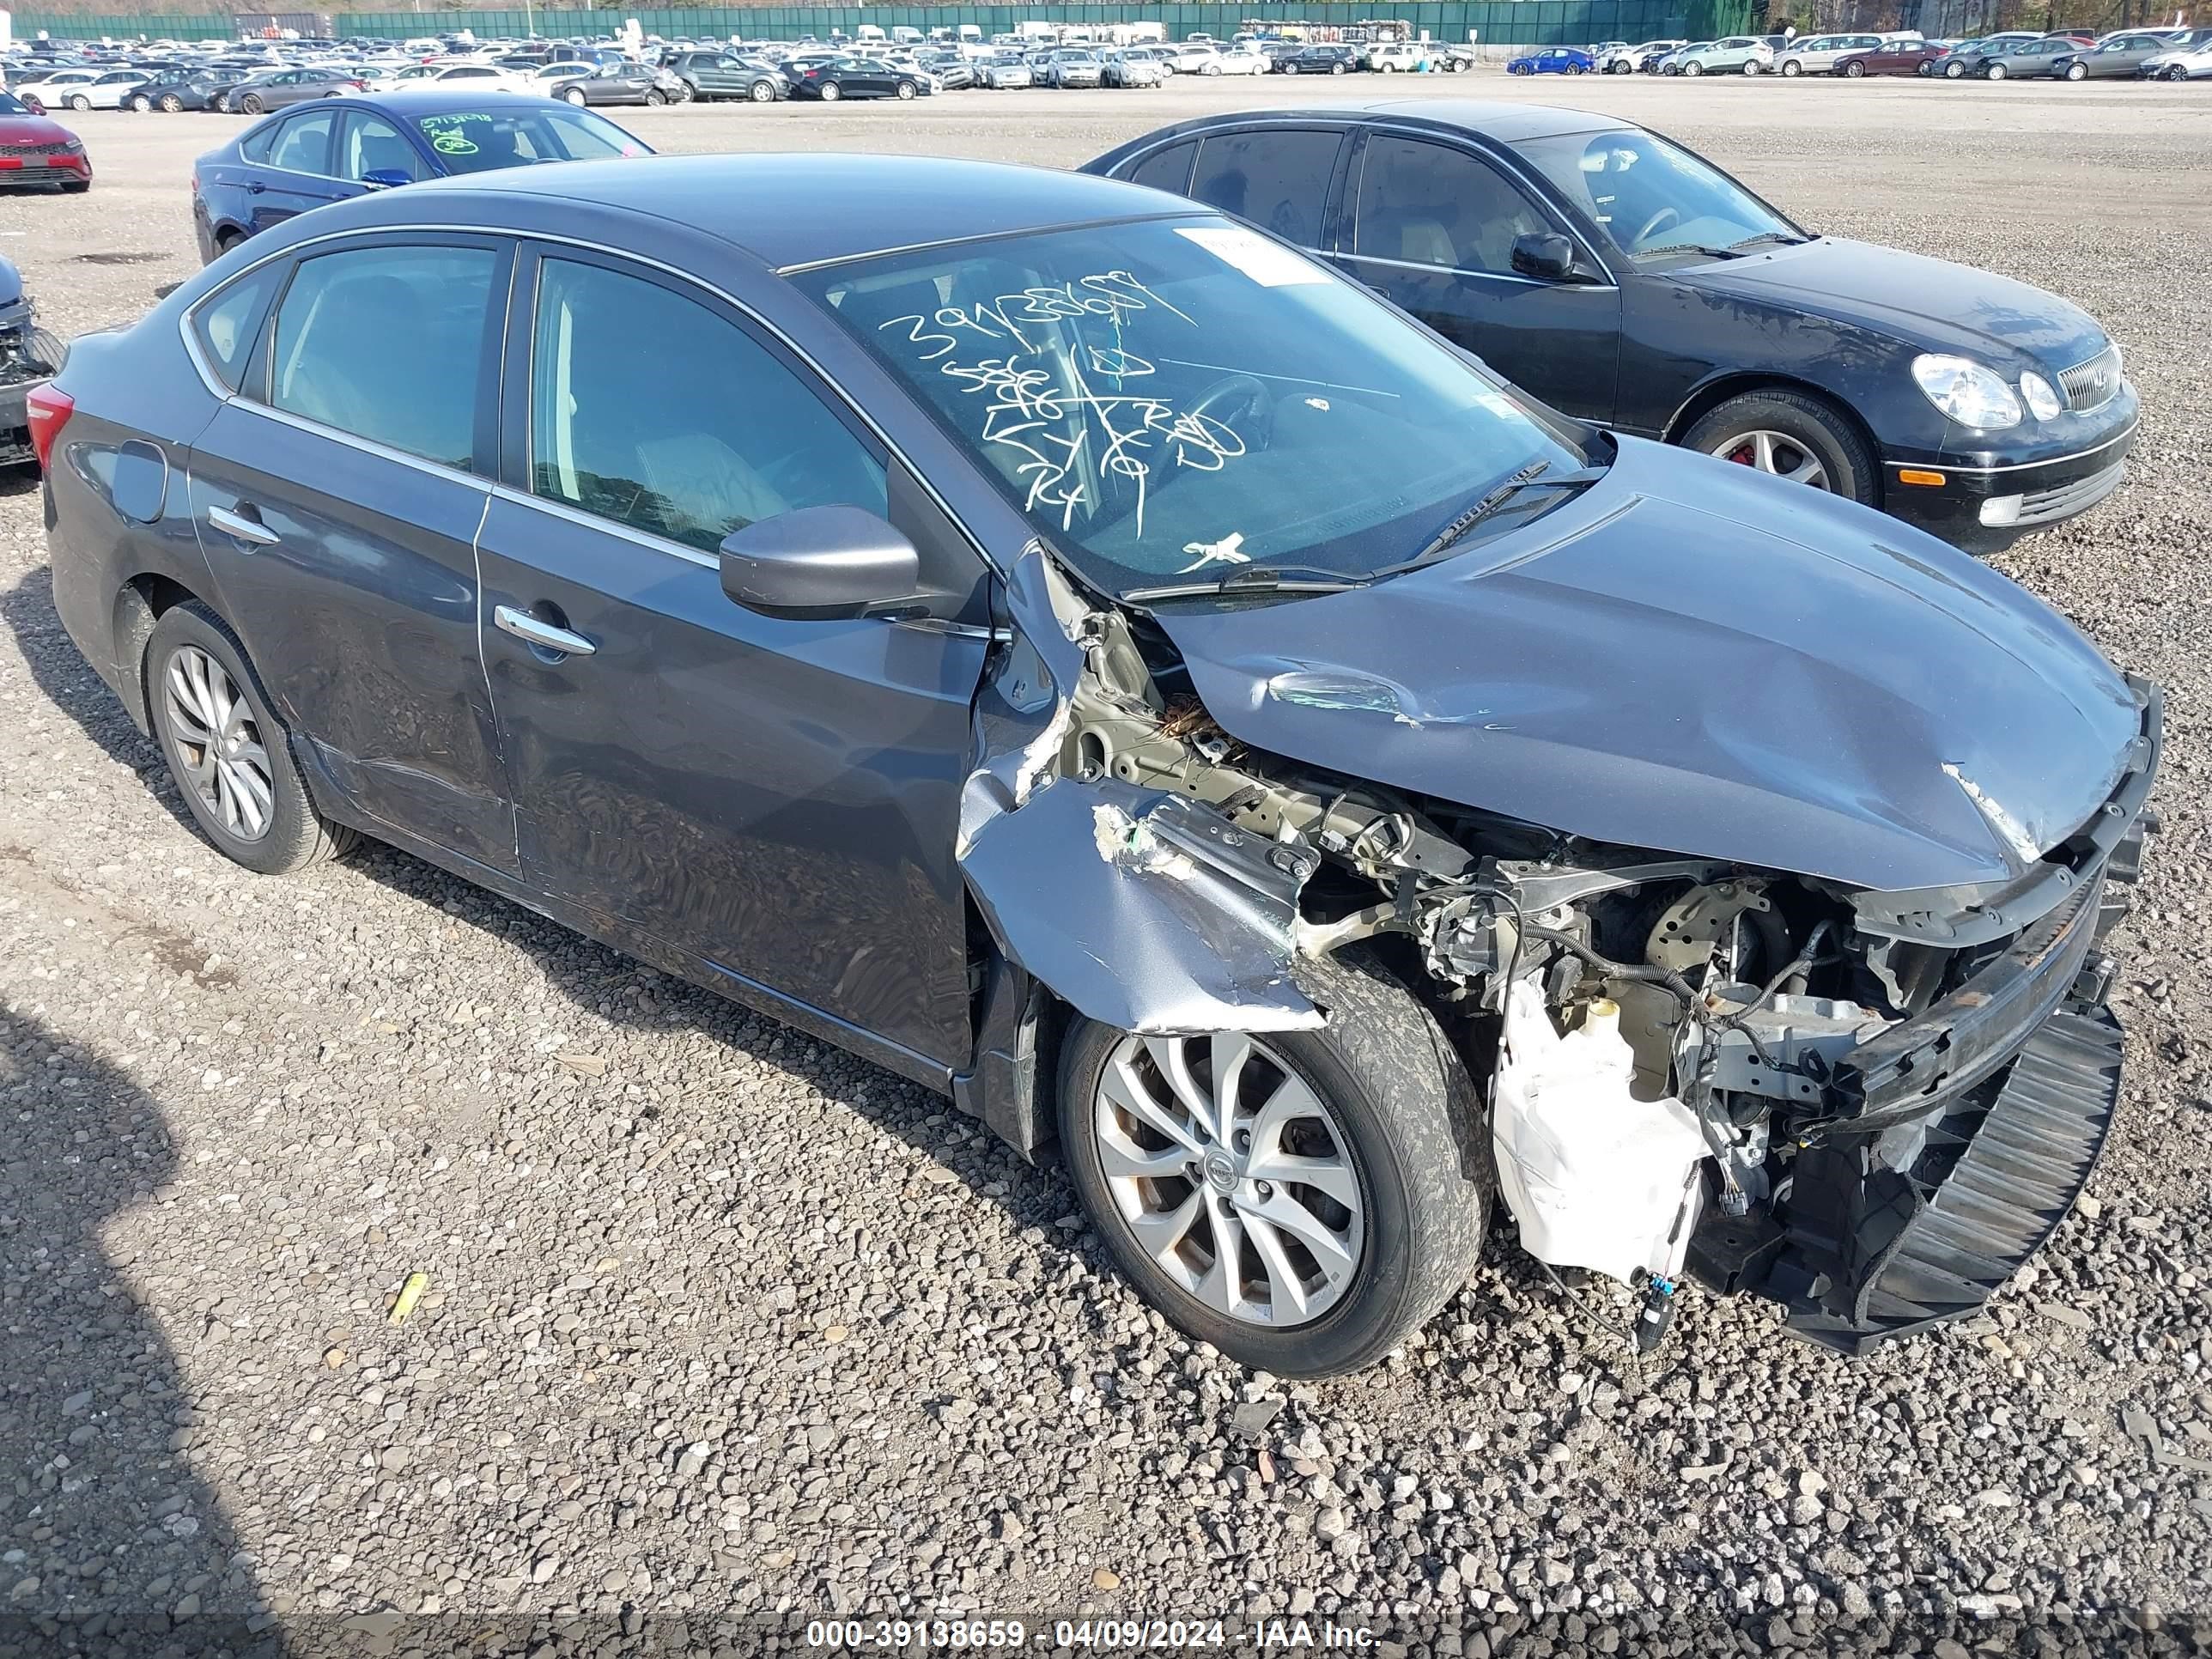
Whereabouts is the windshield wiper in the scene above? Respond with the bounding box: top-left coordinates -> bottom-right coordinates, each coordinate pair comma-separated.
1637,242 -> 1746,261
1729,230 -> 1811,250
1121,563 -> 1370,604
1390,461 -> 1607,572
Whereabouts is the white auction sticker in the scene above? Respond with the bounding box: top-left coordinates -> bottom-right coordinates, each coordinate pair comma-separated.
1174,225 -> 1329,287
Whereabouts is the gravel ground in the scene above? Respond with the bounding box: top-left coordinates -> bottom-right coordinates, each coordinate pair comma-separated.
2,76 -> 2209,1658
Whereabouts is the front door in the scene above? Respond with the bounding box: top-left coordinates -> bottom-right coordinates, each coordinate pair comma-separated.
187,234 -> 519,873
475,247 -> 987,1065
1334,130 -> 1622,422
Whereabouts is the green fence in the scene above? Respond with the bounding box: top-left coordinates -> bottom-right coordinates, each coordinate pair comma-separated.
15,0 -> 1753,43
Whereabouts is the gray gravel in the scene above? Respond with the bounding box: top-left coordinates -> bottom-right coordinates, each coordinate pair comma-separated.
3,77 -> 2210,1656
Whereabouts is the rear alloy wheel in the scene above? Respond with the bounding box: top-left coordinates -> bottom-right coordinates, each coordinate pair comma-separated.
161,93 -> 185,111
1684,388 -> 1879,504
562,85 -> 586,105
750,77 -> 775,100
147,604 -> 356,876
818,79 -> 842,100
1058,952 -> 1488,1376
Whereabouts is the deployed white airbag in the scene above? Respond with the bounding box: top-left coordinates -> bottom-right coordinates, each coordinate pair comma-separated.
1492,984 -> 1707,1285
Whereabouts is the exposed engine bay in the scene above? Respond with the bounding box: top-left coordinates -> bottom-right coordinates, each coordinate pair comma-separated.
957,548 -> 2160,1354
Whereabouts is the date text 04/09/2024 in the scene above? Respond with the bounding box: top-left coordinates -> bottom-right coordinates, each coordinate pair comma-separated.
803,1620 -> 1382,1650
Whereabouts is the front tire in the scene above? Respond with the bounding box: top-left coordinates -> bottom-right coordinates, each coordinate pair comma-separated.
1944,57 -> 1967,77
562,85 -> 587,104
896,78 -> 916,98
70,94 -> 92,112
239,92 -> 264,112
1780,58 -> 1801,75
146,603 -> 357,877
2064,61 -> 2086,80
1682,387 -> 1879,505
1684,60 -> 1704,76
1058,952 -> 1490,1376
750,77 -> 775,100
130,93 -> 152,111
1844,59 -> 1865,76
1984,61 -> 2008,79
643,88 -> 665,104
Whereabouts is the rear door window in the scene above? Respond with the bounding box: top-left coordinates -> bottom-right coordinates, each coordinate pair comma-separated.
1188,128 -> 1345,249
267,243 -> 501,471
1124,137 -> 1195,195
266,106 -> 337,174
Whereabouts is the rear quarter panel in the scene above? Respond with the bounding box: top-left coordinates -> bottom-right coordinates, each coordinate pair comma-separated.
46,313 -> 228,724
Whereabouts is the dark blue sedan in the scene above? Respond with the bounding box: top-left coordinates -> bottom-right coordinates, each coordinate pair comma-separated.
1507,46 -> 1597,73
191,89 -> 652,264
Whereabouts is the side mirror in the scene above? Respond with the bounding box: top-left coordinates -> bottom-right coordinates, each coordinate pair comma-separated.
720,505 -> 921,621
1510,231 -> 1580,283
361,167 -> 413,189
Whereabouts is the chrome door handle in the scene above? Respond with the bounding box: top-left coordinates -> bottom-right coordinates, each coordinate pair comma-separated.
207,503 -> 280,547
495,605 -> 596,657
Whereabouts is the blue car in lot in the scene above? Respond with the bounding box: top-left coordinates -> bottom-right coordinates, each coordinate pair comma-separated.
191,88 -> 652,264
1506,46 -> 1597,73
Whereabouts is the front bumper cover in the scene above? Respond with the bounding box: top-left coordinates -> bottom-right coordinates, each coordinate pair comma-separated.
1689,679 -> 2160,1351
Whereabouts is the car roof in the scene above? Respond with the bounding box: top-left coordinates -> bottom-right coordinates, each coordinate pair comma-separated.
329,87 -> 574,116
368,152 -> 1200,270
1172,99 -> 1630,144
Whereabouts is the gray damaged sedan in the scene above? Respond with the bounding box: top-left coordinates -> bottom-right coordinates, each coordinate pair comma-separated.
38,155 -> 2160,1375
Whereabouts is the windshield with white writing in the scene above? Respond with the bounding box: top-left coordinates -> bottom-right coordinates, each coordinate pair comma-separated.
793,217 -> 1590,598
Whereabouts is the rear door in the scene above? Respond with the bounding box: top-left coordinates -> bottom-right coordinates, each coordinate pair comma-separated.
244,105 -> 349,232
1336,128 -> 1621,420
475,245 -> 988,1065
185,234 -> 520,874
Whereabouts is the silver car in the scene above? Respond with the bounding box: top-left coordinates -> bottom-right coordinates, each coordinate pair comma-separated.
1774,32 -> 1885,74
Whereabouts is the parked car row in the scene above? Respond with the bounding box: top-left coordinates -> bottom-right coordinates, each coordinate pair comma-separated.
1603,24 -> 2212,81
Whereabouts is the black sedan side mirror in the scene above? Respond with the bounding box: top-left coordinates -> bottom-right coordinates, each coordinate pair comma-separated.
720,505 -> 921,621
1510,231 -> 1580,283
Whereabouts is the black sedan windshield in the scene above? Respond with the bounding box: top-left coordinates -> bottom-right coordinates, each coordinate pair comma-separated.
1512,130 -> 1805,260
794,216 -> 1589,597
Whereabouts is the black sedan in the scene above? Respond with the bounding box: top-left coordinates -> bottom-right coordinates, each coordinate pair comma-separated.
1086,103 -> 2134,550
124,68 -> 232,112
38,153 -> 2158,1376
786,54 -> 928,100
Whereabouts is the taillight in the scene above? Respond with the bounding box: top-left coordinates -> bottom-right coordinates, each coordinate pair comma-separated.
27,384 -> 74,473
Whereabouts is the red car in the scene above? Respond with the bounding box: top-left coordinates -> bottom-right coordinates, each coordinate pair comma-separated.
0,89 -> 91,192
1834,39 -> 1952,75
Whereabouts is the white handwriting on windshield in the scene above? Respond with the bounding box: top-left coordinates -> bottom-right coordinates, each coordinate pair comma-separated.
873,272 -> 1242,539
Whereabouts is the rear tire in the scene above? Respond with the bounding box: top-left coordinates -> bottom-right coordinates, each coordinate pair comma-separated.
818,79 -> 842,100
161,93 -> 185,111
1682,387 -> 1880,506
146,603 -> 357,878
1058,951 -> 1490,1377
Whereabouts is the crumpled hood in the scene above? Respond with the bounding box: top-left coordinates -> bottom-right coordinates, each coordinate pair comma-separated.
1153,437 -> 2142,894
1674,238 -> 2108,369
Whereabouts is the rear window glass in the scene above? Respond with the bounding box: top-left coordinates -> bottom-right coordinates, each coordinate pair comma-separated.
191,261 -> 284,391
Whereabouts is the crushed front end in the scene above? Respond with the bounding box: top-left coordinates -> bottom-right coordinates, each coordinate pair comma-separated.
958,545 -> 2162,1353
0,272 -> 64,468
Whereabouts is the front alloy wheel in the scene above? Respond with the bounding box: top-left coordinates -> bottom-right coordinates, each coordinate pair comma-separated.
1683,387 -> 1878,504
2064,61 -> 2087,79
1711,428 -> 1829,487
562,85 -> 586,104
1985,61 -> 2008,79
1059,954 -> 1488,1375
750,77 -> 775,100
1944,57 -> 1966,76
